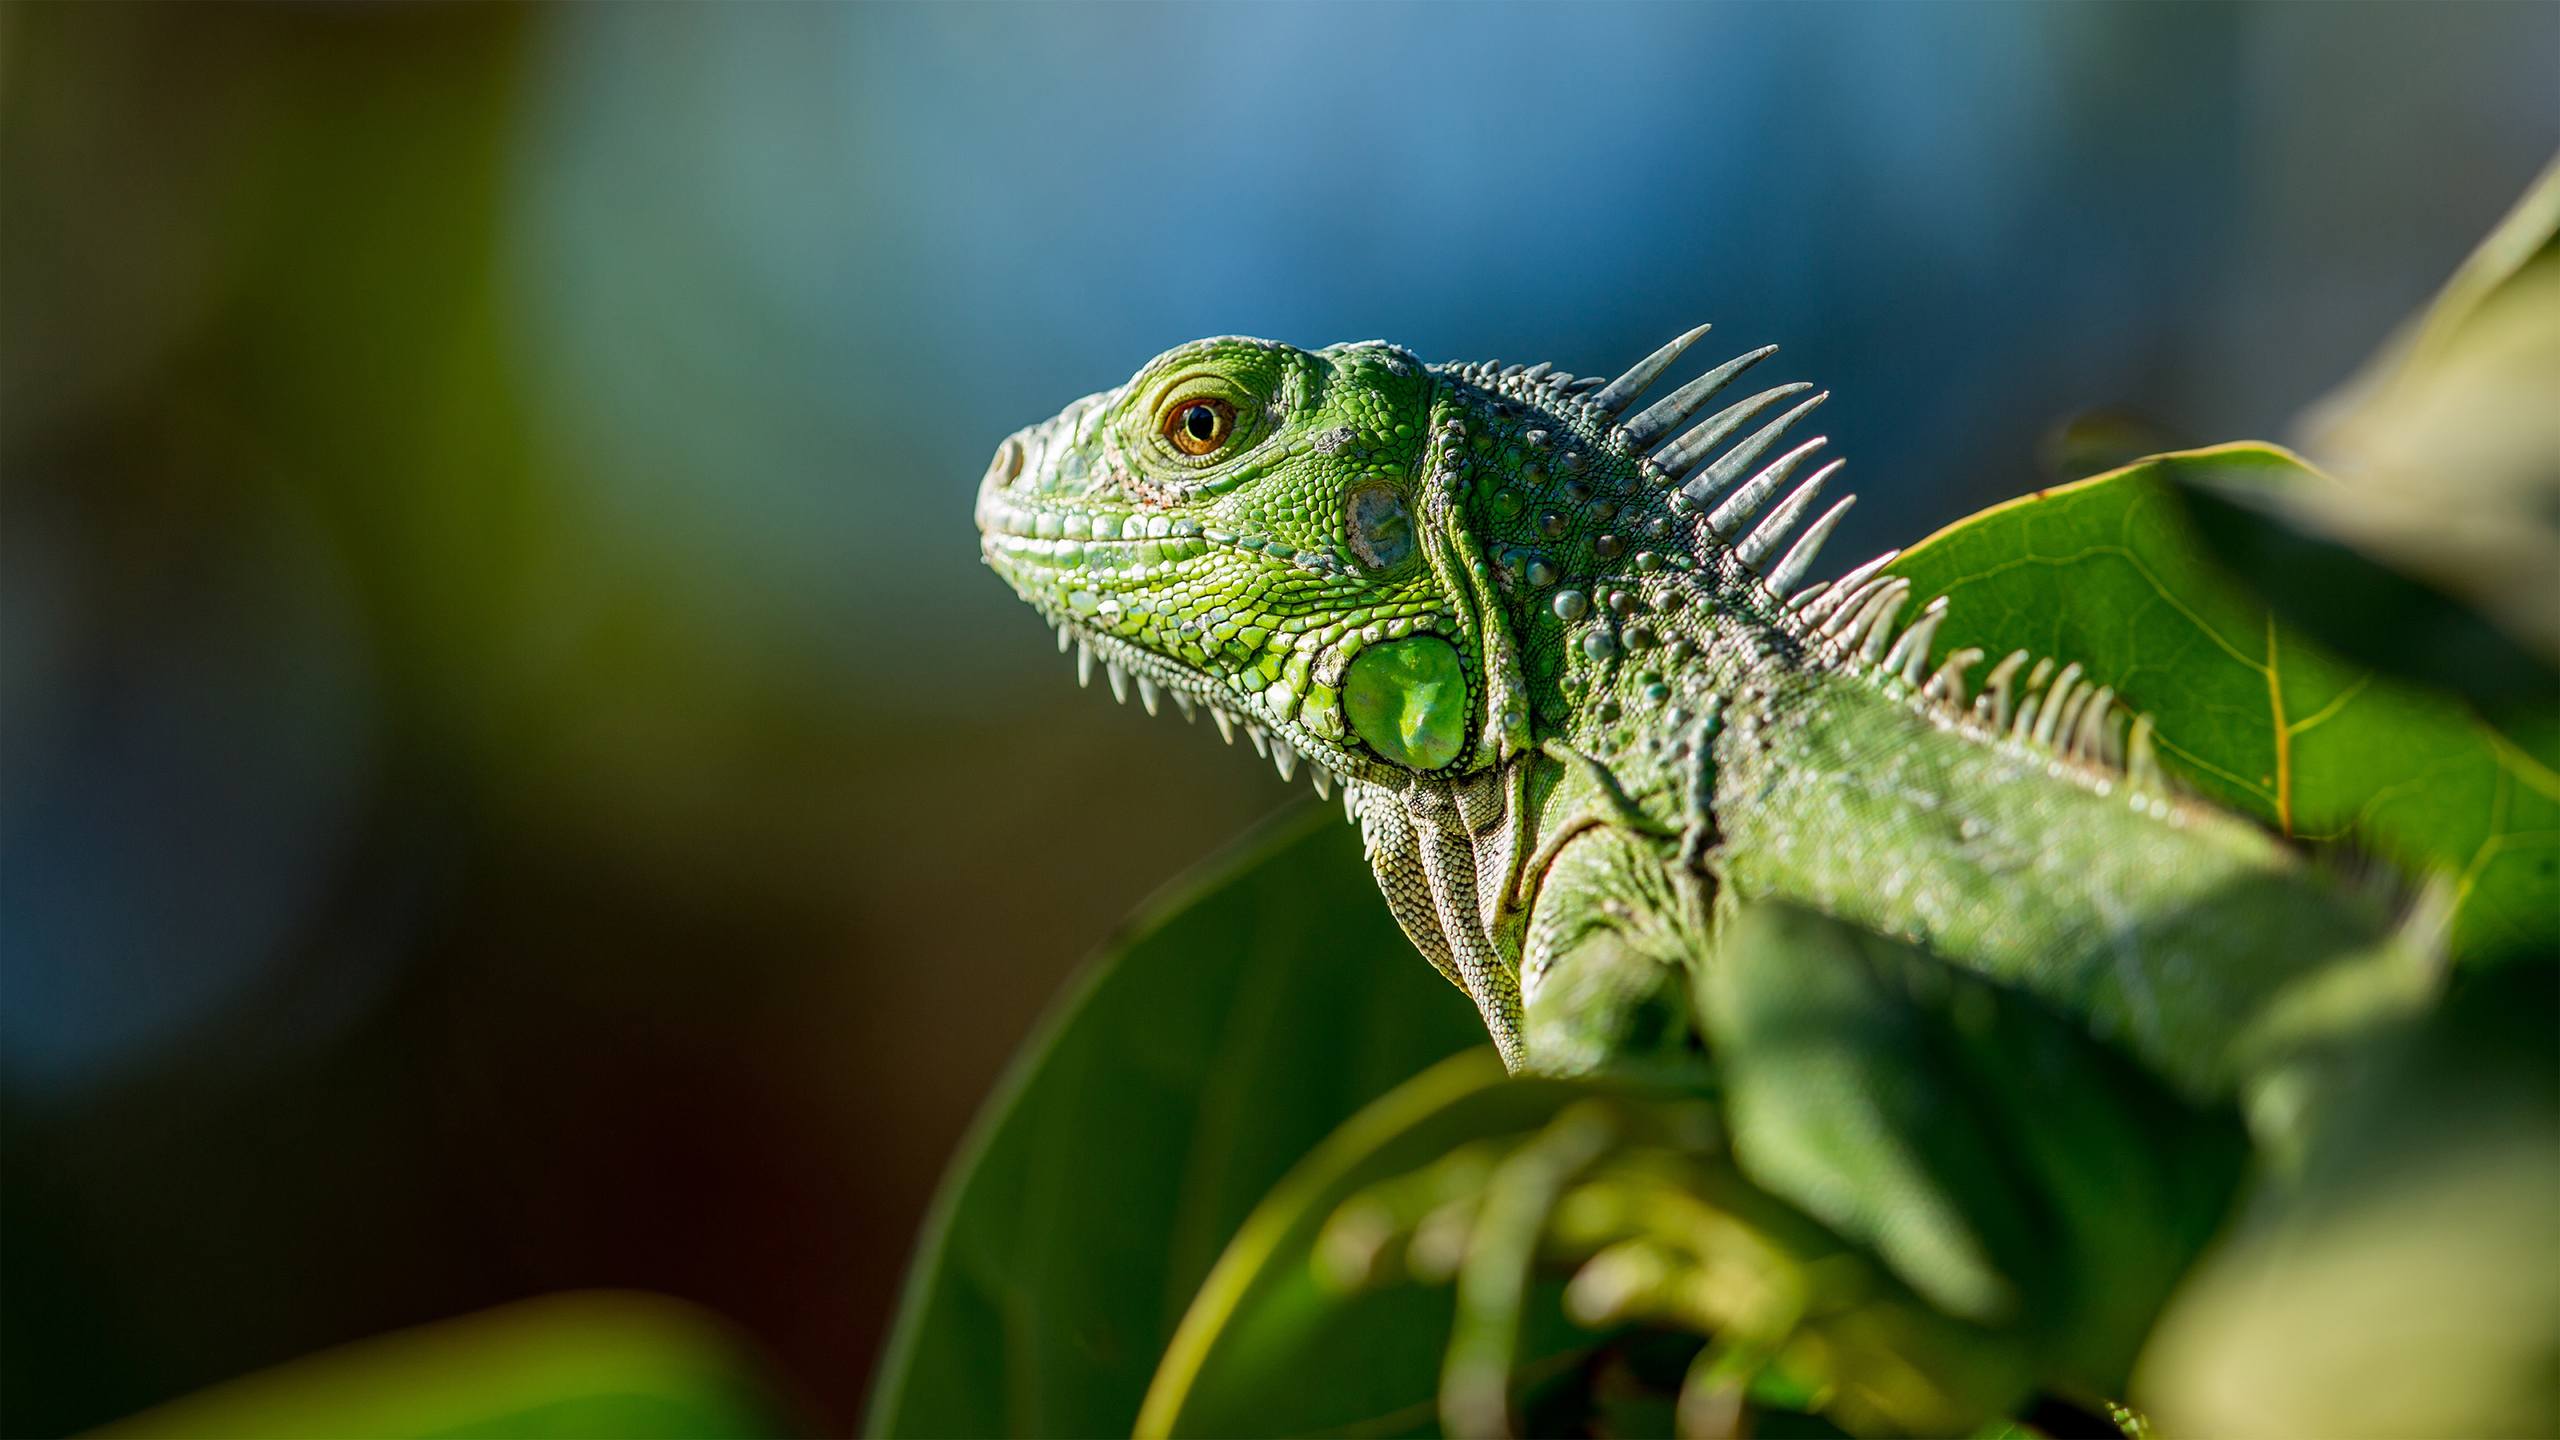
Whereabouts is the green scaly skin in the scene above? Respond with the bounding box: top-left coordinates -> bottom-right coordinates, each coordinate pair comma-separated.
974,331 -> 2430,1124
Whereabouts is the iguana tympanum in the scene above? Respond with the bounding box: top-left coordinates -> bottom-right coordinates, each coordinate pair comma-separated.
974,329 -> 2428,1126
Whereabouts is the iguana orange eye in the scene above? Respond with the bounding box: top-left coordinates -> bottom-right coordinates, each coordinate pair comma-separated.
1164,397 -> 1235,456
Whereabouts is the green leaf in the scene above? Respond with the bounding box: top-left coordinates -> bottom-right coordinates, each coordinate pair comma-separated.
93,1292 -> 786,1439
1136,1052 -> 1603,1439
1887,444 -> 2560,964
865,807 -> 1487,1439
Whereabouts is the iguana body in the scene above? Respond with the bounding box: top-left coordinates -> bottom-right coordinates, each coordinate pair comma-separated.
975,331 -> 2424,1119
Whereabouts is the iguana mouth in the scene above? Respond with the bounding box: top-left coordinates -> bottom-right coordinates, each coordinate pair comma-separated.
975,558 -> 1359,797
977,508 -> 1353,579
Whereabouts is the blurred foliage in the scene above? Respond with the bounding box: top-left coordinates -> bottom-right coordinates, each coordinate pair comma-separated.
1890,444 -> 2559,963
1134,1054 -> 1607,1439
865,812 -> 1485,1438
2294,156 -> 2560,668
94,1292 -> 790,1440
1160,893 -> 2244,1438
903,895 -> 2247,1438
2033,410 -> 2192,487
1693,900 -> 2243,1400
2137,956 -> 2560,1438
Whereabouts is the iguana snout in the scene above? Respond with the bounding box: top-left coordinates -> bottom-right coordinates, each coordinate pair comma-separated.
975,388 -> 1117,515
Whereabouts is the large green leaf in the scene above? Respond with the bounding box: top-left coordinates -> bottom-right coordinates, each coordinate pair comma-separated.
94,1292 -> 786,1439
1887,444 -> 2560,964
865,807 -> 1487,1439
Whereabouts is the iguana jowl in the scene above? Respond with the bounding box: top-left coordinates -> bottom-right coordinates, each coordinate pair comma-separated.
974,330 -> 2425,1116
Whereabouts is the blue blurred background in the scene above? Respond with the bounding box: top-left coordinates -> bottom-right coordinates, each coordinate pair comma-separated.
4,3 -> 2553,1431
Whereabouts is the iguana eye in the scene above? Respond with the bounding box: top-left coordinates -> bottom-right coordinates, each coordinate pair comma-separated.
1346,484 -> 1414,570
1163,397 -> 1235,456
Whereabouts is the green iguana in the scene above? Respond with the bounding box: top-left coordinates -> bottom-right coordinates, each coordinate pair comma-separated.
973,329 -> 2433,1129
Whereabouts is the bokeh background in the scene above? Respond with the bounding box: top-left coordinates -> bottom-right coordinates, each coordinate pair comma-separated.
4,3 -> 2554,1432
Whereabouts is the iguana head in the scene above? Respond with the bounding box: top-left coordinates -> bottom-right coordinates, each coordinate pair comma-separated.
976,335 -> 1485,793
976,328 -> 1855,796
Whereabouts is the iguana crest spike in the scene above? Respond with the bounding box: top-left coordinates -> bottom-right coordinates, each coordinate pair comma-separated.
1767,492 -> 1856,596
1707,435 -> 1830,537
1618,343 -> 1777,450
1735,457 -> 1841,569
1655,380 -> 1811,479
1587,322 -> 1714,415
1683,391 -> 1829,506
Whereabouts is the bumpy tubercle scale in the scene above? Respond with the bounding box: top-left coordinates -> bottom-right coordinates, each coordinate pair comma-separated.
976,329 -> 2431,1114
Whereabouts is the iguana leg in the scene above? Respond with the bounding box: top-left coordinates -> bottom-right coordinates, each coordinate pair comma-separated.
1519,825 -> 1712,1079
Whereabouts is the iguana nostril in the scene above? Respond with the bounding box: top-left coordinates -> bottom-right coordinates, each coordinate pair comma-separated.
987,436 -> 1026,488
